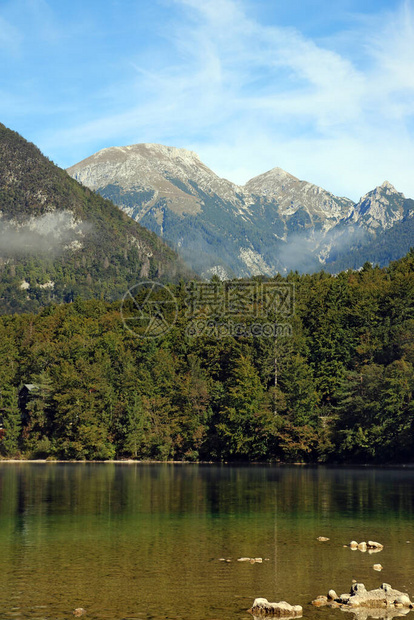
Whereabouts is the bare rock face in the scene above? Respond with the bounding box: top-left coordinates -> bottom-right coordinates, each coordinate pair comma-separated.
249,598 -> 303,617
313,583 -> 413,610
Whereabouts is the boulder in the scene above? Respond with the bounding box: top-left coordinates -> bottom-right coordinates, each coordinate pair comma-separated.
250,598 -> 303,617
368,541 -> 384,550
313,583 -> 413,610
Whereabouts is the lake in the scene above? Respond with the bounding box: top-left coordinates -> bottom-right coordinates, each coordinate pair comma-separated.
1,464 -> 414,620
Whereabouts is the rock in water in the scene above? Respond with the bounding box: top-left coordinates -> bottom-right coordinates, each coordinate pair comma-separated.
312,583 -> 413,609
249,598 -> 303,617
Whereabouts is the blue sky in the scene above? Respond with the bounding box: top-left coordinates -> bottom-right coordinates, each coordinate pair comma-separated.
1,0 -> 414,200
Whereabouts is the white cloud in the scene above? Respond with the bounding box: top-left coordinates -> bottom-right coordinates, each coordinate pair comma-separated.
41,0 -> 414,200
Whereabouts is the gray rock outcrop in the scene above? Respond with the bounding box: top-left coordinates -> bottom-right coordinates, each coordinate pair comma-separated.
249,598 -> 303,617
313,583 -> 413,610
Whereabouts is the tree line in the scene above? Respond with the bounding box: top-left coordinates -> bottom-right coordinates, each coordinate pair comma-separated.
1,251 -> 413,463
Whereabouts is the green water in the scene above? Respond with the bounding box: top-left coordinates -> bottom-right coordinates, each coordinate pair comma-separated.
1,464 -> 414,620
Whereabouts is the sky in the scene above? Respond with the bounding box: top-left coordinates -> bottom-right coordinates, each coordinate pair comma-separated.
1,0 -> 414,201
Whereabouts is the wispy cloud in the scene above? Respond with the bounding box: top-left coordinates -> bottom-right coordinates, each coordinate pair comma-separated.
7,0 -> 414,200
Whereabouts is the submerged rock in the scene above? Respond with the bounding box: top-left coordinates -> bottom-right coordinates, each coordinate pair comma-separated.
249,598 -> 303,617
348,540 -> 383,553
313,583 -> 413,610
73,609 -> 86,617
317,536 -> 330,542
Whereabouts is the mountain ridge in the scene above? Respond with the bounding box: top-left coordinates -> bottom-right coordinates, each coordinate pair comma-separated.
0,126 -> 189,313
68,142 -> 414,277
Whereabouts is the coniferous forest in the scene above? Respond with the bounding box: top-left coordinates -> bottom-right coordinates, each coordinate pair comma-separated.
1,250 -> 413,463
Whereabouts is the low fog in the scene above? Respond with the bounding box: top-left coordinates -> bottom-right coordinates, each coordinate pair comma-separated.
0,211 -> 90,256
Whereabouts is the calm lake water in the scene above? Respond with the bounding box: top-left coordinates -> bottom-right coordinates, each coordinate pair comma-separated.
1,464 -> 414,620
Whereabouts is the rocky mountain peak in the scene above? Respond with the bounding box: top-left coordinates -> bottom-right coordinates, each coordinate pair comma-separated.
68,142 -> 245,219
244,167 -> 298,194
66,141 -> 413,279
347,180 -> 406,230
244,166 -> 352,225
379,180 -> 398,192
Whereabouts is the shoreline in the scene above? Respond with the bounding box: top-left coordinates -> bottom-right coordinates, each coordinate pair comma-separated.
1,459 -> 414,468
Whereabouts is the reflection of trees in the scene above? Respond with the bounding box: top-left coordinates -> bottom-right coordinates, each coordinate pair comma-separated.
1,465 -> 414,619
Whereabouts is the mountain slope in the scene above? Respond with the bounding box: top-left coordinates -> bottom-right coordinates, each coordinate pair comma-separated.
0,125 -> 189,313
68,143 -> 414,277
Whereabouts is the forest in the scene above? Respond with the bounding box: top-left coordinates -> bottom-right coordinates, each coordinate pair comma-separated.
0,250 -> 413,463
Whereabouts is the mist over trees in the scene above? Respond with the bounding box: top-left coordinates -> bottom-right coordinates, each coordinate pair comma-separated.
1,250 -> 413,463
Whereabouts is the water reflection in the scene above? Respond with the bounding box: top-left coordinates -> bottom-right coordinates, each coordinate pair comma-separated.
0,465 -> 414,620
342,609 -> 413,620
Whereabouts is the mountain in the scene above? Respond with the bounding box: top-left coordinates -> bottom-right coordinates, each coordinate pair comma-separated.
0,126 -> 189,313
68,143 -> 263,277
322,181 -> 414,272
68,143 -> 414,277
346,181 -> 411,231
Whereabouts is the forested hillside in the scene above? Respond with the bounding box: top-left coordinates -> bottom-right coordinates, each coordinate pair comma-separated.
1,251 -> 413,463
0,124 -> 188,314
